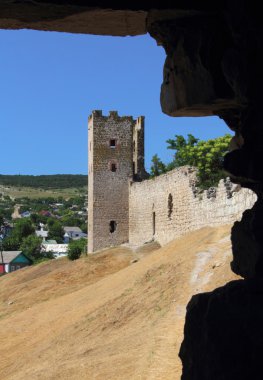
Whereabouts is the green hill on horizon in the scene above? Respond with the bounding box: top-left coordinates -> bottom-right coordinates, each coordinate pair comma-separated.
0,174 -> 88,189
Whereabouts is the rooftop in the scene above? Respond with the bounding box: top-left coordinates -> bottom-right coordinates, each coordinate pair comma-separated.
1,251 -> 22,264
64,227 -> 82,233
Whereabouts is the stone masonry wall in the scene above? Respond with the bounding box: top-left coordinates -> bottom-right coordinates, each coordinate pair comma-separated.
129,167 -> 257,246
88,110 -> 135,252
132,116 -> 148,180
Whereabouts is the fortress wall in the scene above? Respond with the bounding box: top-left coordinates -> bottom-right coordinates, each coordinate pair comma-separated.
129,167 -> 257,246
88,110 -> 135,253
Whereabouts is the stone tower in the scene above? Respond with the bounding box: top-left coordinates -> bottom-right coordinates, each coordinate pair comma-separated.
88,110 -> 147,253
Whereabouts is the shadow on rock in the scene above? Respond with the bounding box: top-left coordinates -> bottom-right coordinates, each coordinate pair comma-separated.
179,279 -> 263,380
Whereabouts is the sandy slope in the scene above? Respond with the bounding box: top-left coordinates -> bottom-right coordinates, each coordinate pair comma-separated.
0,226 -> 239,380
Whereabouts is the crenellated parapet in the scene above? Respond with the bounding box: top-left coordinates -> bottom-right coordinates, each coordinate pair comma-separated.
89,110 -> 134,123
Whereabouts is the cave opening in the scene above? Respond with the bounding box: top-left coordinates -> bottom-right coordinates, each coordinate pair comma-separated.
1,4 -> 261,378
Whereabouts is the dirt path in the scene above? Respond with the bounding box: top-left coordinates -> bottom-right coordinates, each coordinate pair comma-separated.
11,204 -> 20,219
0,225 -> 239,379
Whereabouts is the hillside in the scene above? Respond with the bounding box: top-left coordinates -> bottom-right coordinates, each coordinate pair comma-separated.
0,174 -> 87,189
0,174 -> 88,200
0,185 -> 86,200
0,226 -> 239,379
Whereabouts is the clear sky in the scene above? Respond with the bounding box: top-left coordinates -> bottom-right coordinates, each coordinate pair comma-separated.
0,30 -> 230,175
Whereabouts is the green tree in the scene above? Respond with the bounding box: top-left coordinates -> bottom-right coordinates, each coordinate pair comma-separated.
30,213 -> 41,225
2,236 -> 20,251
0,212 -> 4,226
12,218 -> 35,241
67,238 -> 86,261
0,207 -> 13,221
61,215 -> 82,227
166,134 -> 199,167
150,154 -> 167,177
80,222 -> 87,234
48,220 -> 64,243
20,235 -> 43,260
166,134 -> 232,188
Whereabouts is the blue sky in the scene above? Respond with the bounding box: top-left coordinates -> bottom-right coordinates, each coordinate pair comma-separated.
0,30 -> 230,175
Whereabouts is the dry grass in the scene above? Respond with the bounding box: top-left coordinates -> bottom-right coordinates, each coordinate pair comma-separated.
0,225 -> 239,379
0,185 -> 86,200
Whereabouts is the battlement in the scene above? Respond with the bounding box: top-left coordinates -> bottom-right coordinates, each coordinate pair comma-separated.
134,116 -> 145,131
109,110 -> 118,118
88,110 -> 102,121
88,109 -> 135,123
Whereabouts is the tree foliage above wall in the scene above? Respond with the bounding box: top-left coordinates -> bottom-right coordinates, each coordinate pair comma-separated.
150,154 -> 167,177
150,134 -> 232,188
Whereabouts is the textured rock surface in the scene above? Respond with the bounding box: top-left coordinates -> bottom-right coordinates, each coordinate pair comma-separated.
180,279 -> 263,380
149,14 -> 236,117
231,198 -> 263,279
0,2 -> 147,35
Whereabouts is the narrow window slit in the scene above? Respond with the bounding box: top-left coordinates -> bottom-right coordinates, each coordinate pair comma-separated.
109,220 -> 117,233
111,163 -> 117,172
110,139 -> 116,148
168,193 -> 173,219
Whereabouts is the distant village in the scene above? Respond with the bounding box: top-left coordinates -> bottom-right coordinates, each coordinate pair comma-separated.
0,190 -> 87,274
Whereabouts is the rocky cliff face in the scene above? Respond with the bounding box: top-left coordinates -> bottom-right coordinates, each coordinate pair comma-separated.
148,4 -> 263,379
153,5 -> 262,376
180,279 -> 263,380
